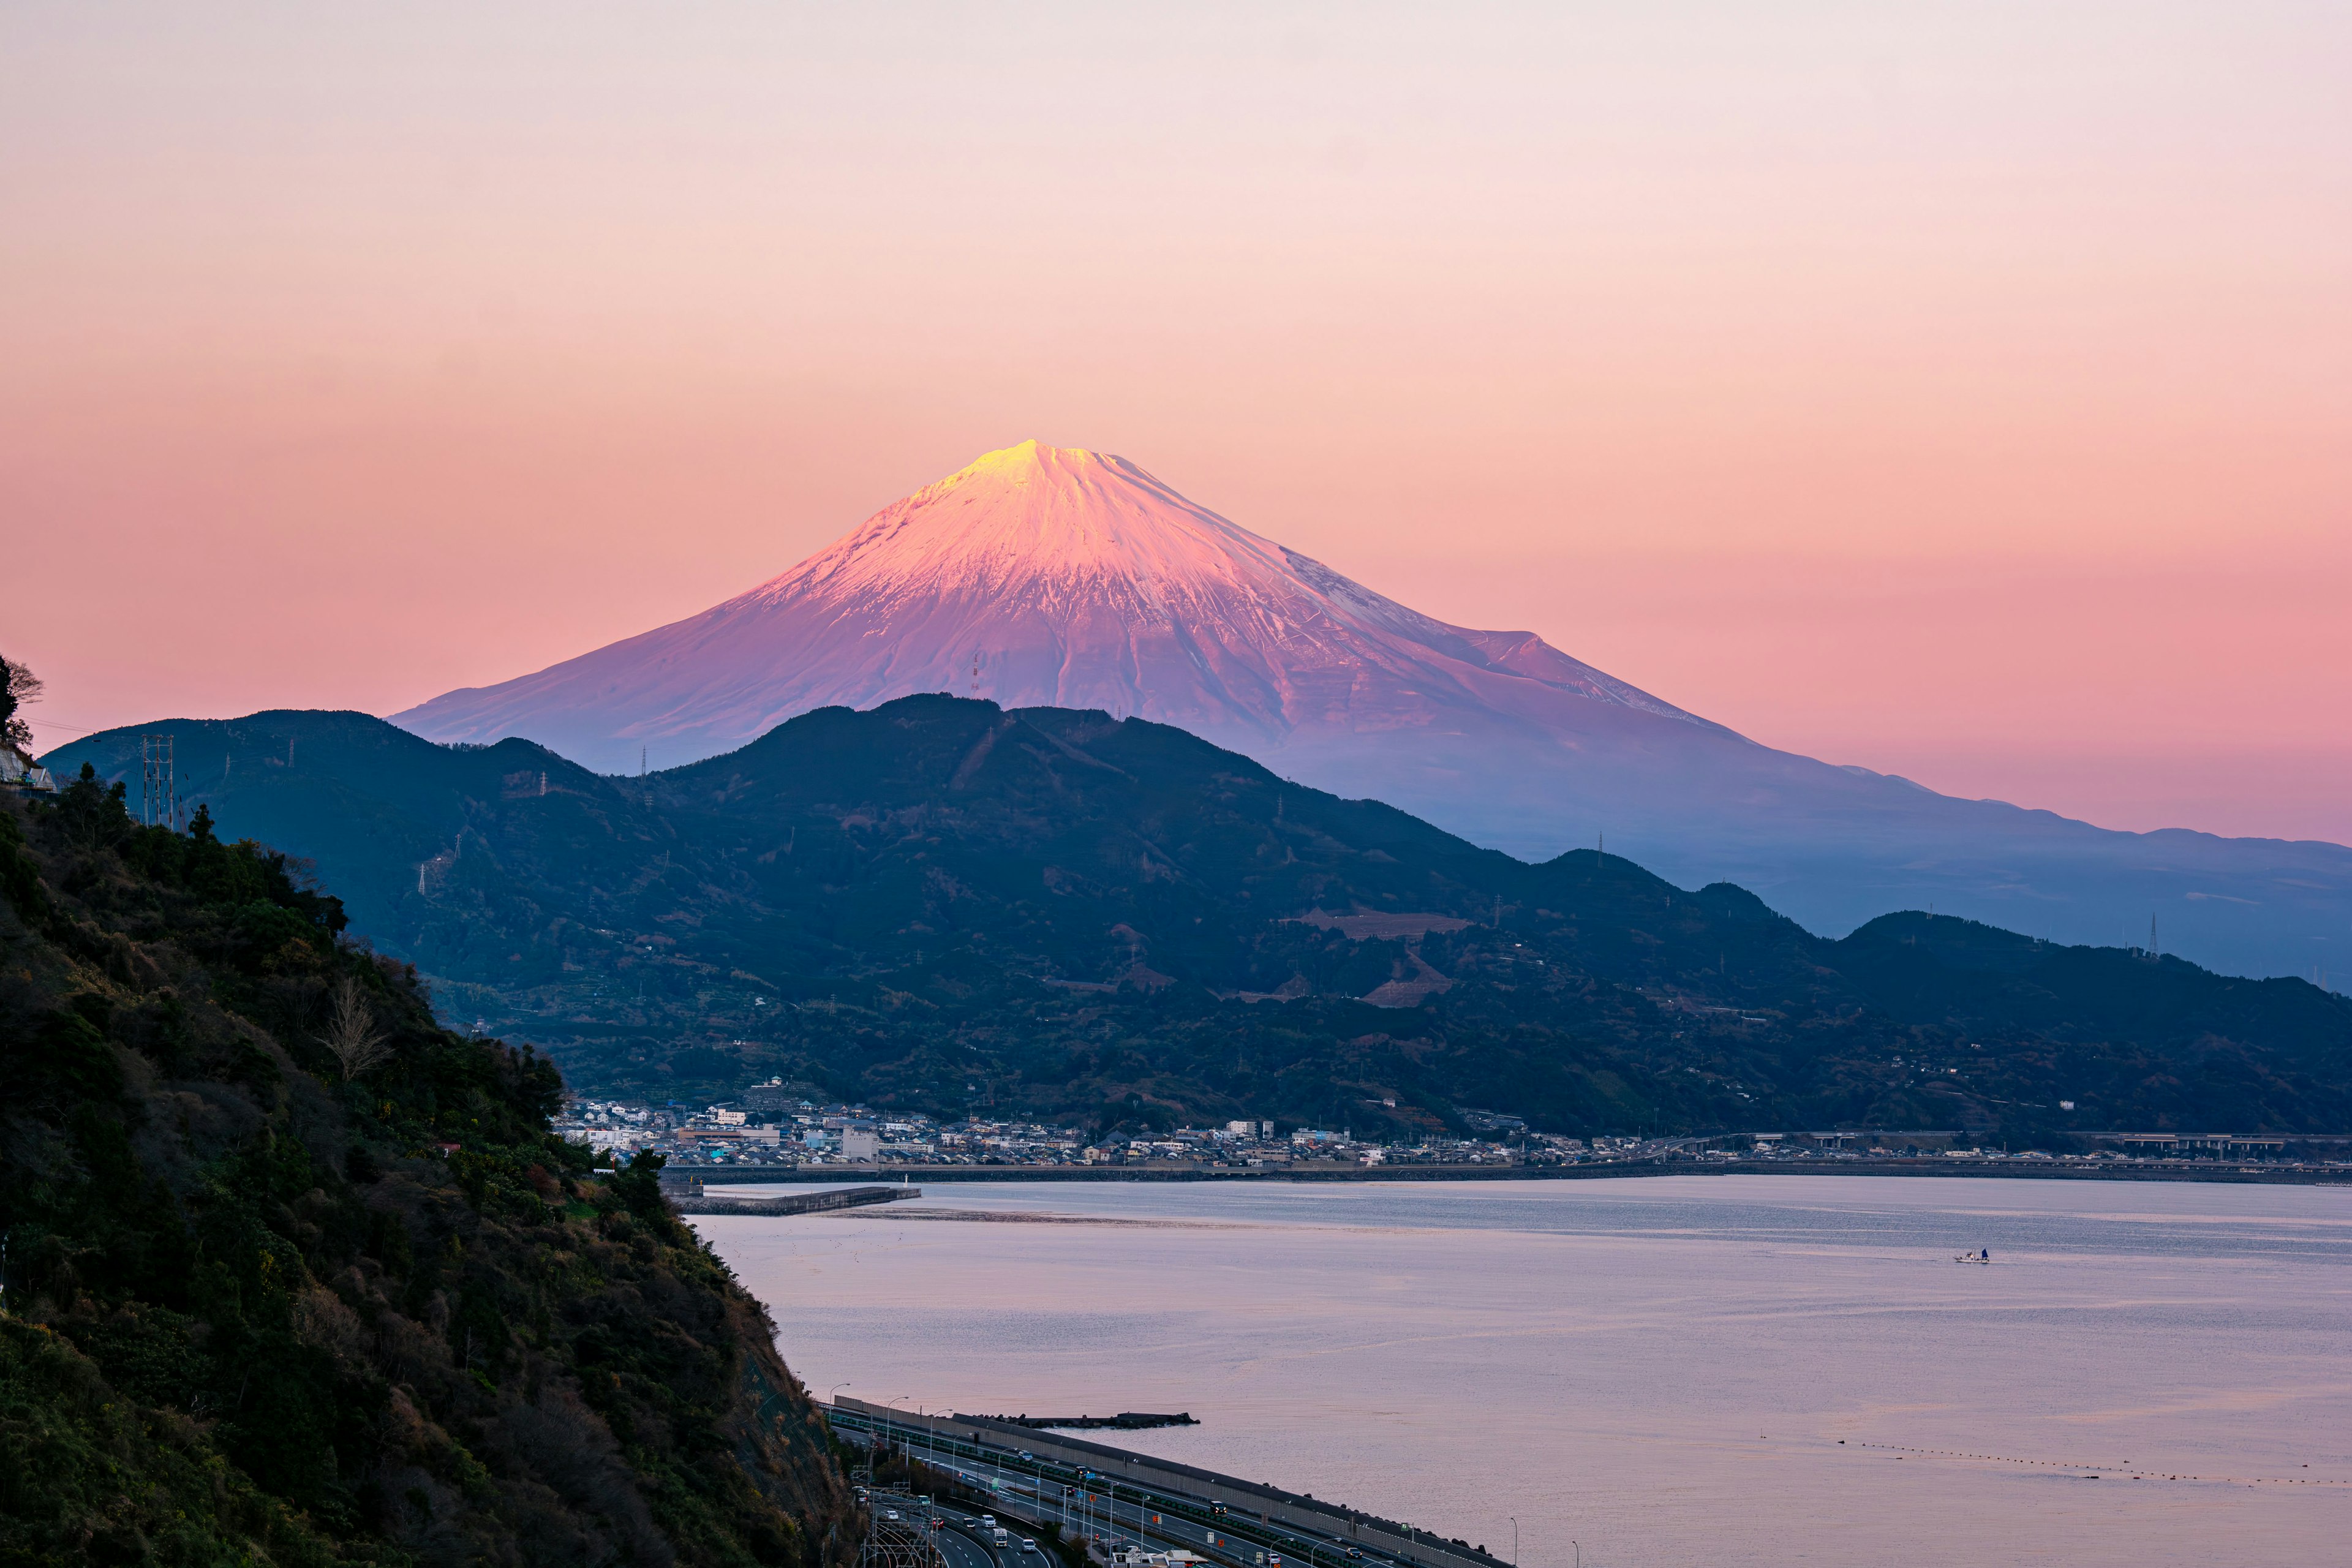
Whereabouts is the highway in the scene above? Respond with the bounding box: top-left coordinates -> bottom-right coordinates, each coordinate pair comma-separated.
868,1489 -> 1049,1568
846,1416 -> 1425,1568
870,1495 -> 1006,1568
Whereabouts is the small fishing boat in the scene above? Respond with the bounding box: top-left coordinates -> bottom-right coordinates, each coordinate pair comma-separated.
1953,1247 -> 1991,1264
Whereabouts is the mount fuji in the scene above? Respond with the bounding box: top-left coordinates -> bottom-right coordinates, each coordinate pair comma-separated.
394,440 -> 2352,980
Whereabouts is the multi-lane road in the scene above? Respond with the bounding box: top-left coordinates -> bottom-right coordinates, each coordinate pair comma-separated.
848,1420 -> 1410,1568
865,1494 -> 1005,1568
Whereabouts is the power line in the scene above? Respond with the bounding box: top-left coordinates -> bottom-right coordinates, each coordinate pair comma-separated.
20,715 -> 111,737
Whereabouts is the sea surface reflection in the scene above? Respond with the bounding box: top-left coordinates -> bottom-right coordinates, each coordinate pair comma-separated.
697,1176 -> 2352,1567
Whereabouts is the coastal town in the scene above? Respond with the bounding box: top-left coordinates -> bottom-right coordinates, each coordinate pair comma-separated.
551,1078 -> 2352,1177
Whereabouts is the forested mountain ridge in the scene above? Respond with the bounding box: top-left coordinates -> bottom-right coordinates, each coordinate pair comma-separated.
51,698 -> 2352,1143
0,774 -> 853,1564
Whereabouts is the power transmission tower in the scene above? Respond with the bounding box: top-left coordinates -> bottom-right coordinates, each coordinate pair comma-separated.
140,734 -> 178,829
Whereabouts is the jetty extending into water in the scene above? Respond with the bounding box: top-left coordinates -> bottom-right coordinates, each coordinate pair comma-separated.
662,1180 -> 921,1216
969,1412 -> 1199,1431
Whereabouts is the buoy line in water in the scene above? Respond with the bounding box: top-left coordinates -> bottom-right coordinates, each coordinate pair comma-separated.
1854,1442 -> 2346,1487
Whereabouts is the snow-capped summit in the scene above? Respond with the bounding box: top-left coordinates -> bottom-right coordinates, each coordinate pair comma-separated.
398,439 -> 1714,765
393,442 -> 2352,979
777,439 -> 1292,606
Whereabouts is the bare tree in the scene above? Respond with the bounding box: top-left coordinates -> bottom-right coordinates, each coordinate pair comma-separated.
317,975 -> 394,1079
0,655 -> 41,754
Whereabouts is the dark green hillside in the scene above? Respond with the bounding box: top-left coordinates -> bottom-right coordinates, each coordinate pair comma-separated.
50,698 -> 2352,1142
0,775 -> 853,1564
37,710 -> 594,948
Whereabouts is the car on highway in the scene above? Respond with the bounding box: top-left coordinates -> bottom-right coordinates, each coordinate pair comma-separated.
884,1510 -> 901,1522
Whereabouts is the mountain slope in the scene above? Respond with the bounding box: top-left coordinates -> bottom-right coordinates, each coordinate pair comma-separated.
396,440 -> 1716,764
389,442 -> 2352,981
50,703 -> 2352,1142
0,775 -> 854,1564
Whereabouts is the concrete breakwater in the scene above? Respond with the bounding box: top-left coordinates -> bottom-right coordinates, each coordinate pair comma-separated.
663,1180 -> 920,1216
970,1411 -> 1199,1431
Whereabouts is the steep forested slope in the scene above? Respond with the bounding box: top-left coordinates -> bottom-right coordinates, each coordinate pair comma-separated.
0,775 -> 851,1565
50,699 -> 2352,1142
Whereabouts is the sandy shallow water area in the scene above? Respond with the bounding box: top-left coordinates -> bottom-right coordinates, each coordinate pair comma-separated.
698,1176 -> 2352,1567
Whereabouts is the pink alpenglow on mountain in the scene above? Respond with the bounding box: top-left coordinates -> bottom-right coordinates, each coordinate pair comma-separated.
395,442 -> 2352,981
402,440 -> 1713,761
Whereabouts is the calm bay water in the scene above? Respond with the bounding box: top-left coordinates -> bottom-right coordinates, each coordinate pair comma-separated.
696,1177 -> 2352,1567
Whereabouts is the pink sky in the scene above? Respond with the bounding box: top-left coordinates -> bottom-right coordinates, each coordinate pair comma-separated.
6,3 -> 2348,843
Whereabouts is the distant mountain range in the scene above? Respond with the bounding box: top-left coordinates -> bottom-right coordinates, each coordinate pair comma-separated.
388,441 -> 2351,981
47,701 -> 2352,1139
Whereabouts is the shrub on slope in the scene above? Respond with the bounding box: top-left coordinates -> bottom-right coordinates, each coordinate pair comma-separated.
0,770 -> 853,1566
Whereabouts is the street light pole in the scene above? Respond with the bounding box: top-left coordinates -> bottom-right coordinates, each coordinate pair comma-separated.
884,1396 -> 913,1484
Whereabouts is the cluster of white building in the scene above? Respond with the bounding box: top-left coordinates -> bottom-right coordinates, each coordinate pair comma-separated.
557,1084 -> 1643,1170
552,1099 -> 669,1155
555,1086 -> 1102,1167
